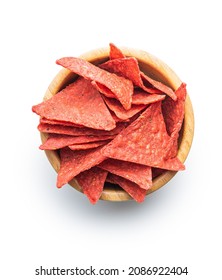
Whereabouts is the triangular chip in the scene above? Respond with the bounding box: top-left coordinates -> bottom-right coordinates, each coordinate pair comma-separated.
132,89 -> 165,105
76,167 -> 108,204
102,101 -> 184,170
108,174 -> 146,203
141,72 -> 177,100
68,140 -> 109,151
40,117 -> 83,127
32,78 -> 116,131
98,158 -> 152,190
57,146 -> 107,188
39,133 -> 114,150
109,43 -> 125,60
100,57 -> 164,94
162,82 -> 187,135
162,83 -> 187,158
91,81 -> 116,99
56,57 -> 133,110
103,96 -> 146,121
38,122 -> 125,136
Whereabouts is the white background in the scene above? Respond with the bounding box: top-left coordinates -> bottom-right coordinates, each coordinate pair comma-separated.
0,0 -> 221,279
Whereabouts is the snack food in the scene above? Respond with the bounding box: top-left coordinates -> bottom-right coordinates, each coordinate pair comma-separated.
32,43 -> 188,204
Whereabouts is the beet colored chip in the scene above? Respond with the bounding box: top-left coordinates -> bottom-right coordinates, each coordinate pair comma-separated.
162,82 -> 187,135
38,122 -> 125,136
132,89 -> 165,105
109,43 -> 125,60
110,111 -> 130,123
98,158 -> 152,190
102,101 -> 185,171
100,57 -> 163,94
39,133 -> 114,150
68,140 -> 109,151
162,83 -> 187,159
76,167 -> 108,204
32,78 -> 116,131
141,72 -> 177,100
91,81 -> 116,99
40,117 -> 84,127
57,146 -> 107,188
109,174 -> 146,203
56,57 -> 133,110
103,96 -> 146,121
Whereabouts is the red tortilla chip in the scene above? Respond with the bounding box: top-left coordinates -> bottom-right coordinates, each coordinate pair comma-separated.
38,122 -> 125,136
91,81 -> 116,99
76,167 -> 108,204
40,117 -> 84,127
98,159 -> 152,190
68,140 -> 109,151
39,133 -> 114,150
56,57 -> 133,110
162,83 -> 187,158
132,89 -> 165,105
57,146 -> 106,188
100,57 -> 163,94
33,78 -> 116,131
109,43 -> 125,60
141,72 -> 177,100
110,111 -> 130,123
102,101 -> 185,171
108,174 -> 146,203
103,96 -> 146,121
162,82 -> 187,135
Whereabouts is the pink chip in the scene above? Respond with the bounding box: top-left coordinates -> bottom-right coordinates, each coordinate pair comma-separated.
32,78 -> 116,131
98,158 -> 152,190
103,96 -> 146,121
57,146 -> 107,188
109,43 -> 125,60
56,57 -> 133,110
39,134 -> 114,150
108,174 -> 147,203
102,101 -> 185,171
76,167 -> 108,204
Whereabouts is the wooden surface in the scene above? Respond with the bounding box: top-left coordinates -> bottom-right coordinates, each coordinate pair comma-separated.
40,47 -> 194,202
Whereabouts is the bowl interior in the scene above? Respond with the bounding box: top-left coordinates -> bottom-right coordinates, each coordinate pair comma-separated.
41,47 -> 194,201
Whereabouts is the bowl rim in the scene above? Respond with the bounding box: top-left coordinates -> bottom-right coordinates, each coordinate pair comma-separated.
40,47 -> 195,202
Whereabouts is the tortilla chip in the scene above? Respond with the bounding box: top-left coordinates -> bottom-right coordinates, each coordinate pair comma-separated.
40,117 -> 84,127
98,158 -> 152,190
100,57 -> 163,94
56,57 -> 133,110
76,167 -> 108,204
132,89 -> 165,105
32,78 -> 116,131
162,83 -> 187,158
57,146 -> 106,188
103,96 -> 146,121
39,133 -> 114,150
108,174 -> 146,203
68,140 -> 109,151
102,101 -> 184,170
162,82 -> 187,135
109,43 -> 125,60
141,72 -> 177,100
91,81 -> 116,99
38,122 -> 125,136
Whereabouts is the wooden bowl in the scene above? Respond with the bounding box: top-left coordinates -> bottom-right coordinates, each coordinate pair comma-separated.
41,47 -> 194,201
